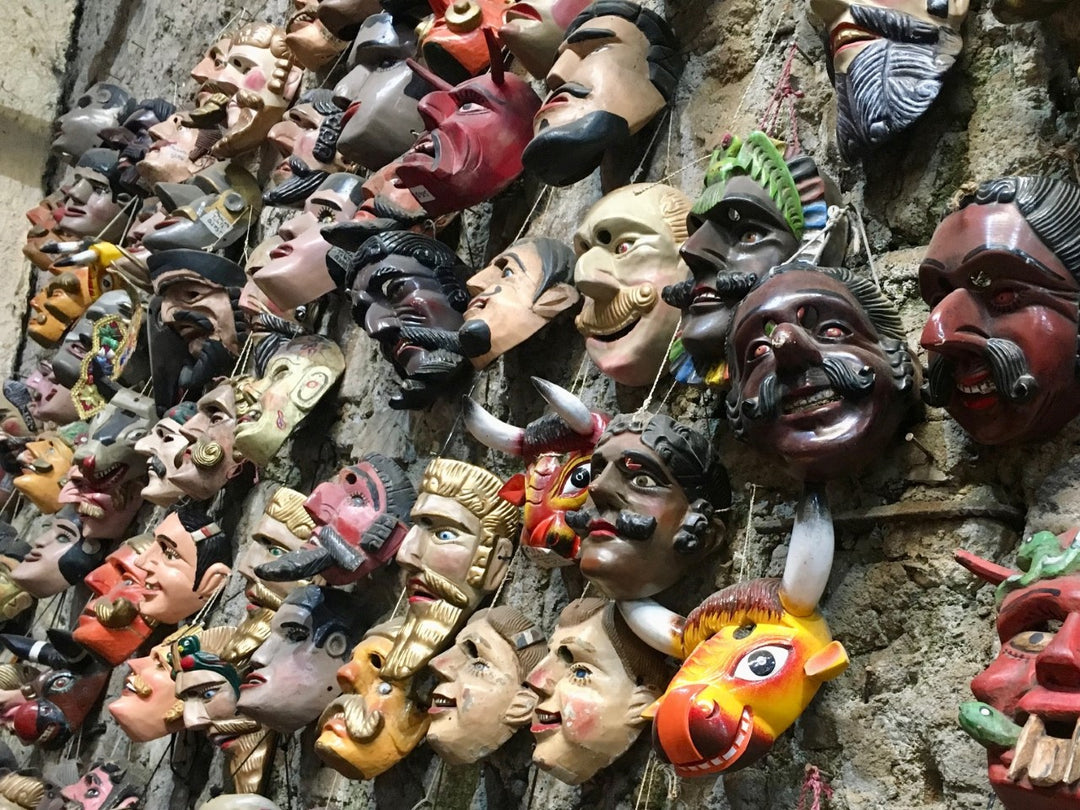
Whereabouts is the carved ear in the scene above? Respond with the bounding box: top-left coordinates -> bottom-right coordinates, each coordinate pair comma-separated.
530,284 -> 580,319
290,366 -> 335,411
481,536 -> 514,593
193,563 -> 230,601
284,65 -> 305,104
501,688 -> 538,727
804,640 -> 849,683
625,685 -> 660,727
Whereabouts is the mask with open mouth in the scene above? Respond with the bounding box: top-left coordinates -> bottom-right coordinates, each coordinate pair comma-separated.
59,761 -> 140,810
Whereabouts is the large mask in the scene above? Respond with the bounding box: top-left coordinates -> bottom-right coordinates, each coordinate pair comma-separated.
810,0 -> 969,161
142,163 -> 262,252
325,14 -> 428,171
567,412 -> 729,600
662,132 -> 845,387
522,2 -> 682,188
238,585 -> 367,733
136,113 -> 219,186
418,0 -> 513,82
52,84 -> 135,163
727,265 -> 917,482
428,606 -> 546,765
464,378 -> 607,566
134,509 -> 232,625
573,183 -> 691,387
133,402 -> 198,507
383,458 -> 519,680
252,173 -> 364,311
315,619 -> 430,779
55,149 -> 129,242
646,578 -> 848,776
285,0 -> 349,70
170,630 -> 275,794
525,598 -> 667,784
72,534 -> 156,666
383,64 -> 541,219
10,508 -> 103,598
13,432 -> 80,514
265,89 -> 349,194
58,388 -> 157,540
232,335 -> 344,465
920,176 -> 1080,445
59,762 -> 139,810
337,229 -> 471,409
459,237 -> 578,367
149,249 -> 247,392
499,0 -> 593,78
957,529 -> 1080,809
0,630 -> 111,749
168,382 -> 242,500
25,361 -> 79,427
234,487 -> 316,610
255,454 -> 415,587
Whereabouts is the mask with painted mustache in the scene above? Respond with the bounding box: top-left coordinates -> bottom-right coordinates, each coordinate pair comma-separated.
923,337 -> 1037,407
319,693 -> 383,742
740,355 -> 878,423
263,156 -> 329,207
566,508 -> 657,541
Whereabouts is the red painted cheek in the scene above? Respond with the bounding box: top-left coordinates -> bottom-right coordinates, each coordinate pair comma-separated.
560,692 -> 603,743
244,72 -> 268,92
971,655 -> 1036,716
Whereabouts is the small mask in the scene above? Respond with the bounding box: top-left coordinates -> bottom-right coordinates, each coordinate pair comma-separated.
315,619 -> 430,779
59,762 -> 139,810
133,402 -> 198,507
134,508 -> 231,625
54,149 -> 128,242
726,265 -> 917,482
418,0 -> 513,82
238,585 -> 369,733
383,458 -> 519,680
646,578 -> 848,776
428,606 -> 546,764
499,0 -> 593,78
72,534 -> 156,666
459,237 -> 578,368
168,382 -> 243,500
573,183 -> 691,387
810,0 -> 969,160
568,412 -> 729,600
464,378 -> 607,566
958,528 -> 1080,809
920,176 -> 1080,445
255,454 -> 415,587
525,598 -> 668,784
10,508 -> 102,598
13,434 -> 78,514
285,0 -> 349,70
522,3 -> 683,187
52,83 -> 134,163
234,486 -> 316,609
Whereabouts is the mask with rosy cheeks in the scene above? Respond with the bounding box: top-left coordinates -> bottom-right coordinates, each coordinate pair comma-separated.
13,436 -> 76,514
108,628 -> 202,741
286,0 -> 349,71
72,535 -> 156,665
238,585 -> 367,733
572,183 -> 691,387
427,607 -> 546,765
390,66 -> 541,218
646,579 -> 848,777
52,83 -> 134,163
315,620 -> 430,780
252,173 -> 364,311
11,509 -> 103,598
418,0 -> 514,83
266,90 -> 348,186
920,176 -> 1080,445
137,114 -> 218,186
59,763 -> 139,810
957,529 -> 1080,809
168,382 -> 242,501
25,361 -> 79,428
526,599 -> 667,785
235,487 -> 316,608
255,454 -> 415,587
233,335 -> 346,466
499,0 -> 593,77
134,403 -> 198,507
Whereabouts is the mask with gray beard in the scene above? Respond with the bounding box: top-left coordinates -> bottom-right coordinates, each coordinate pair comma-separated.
319,693 -> 383,742
833,4 -> 961,161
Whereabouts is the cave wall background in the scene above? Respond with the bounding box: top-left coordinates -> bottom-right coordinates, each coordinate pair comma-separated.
5,0 -> 1080,806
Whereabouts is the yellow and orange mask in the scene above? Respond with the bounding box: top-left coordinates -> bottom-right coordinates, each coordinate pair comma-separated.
13,428 -> 86,514
646,578 -> 848,777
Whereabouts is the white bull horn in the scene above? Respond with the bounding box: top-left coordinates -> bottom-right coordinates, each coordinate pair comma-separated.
617,599 -> 686,658
780,484 -> 834,618
532,377 -> 594,436
462,398 -> 524,457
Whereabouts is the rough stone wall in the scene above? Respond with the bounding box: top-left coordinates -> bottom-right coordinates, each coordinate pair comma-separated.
8,0 -> 1080,807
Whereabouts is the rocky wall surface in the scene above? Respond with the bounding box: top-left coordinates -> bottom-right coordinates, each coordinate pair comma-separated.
7,0 -> 1080,807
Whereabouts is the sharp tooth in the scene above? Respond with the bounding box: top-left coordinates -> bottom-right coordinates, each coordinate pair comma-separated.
1027,735 -> 1069,787
1065,717 -> 1080,784
1009,715 -> 1045,782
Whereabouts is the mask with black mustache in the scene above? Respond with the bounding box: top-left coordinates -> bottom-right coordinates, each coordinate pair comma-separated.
523,109 -> 631,187
923,337 -> 1037,407
739,355 -> 878,424
566,507 -> 657,541
262,156 -> 329,207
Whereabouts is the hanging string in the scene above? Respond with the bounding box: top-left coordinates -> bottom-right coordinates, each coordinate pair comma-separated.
94,196 -> 141,243
513,185 -> 553,242
326,772 -> 342,810
319,44 -> 352,89
848,205 -> 883,292
738,484 -> 758,583
629,107 -> 672,185
759,42 -> 804,153
410,759 -> 444,810
640,316 -> 682,414
190,577 -> 228,628
438,375 -> 481,459
633,752 -> 657,810
490,548 -> 519,606
390,585 -> 407,620
796,765 -> 834,810
570,354 -> 591,398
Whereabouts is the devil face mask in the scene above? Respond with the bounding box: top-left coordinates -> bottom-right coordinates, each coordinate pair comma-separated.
647,578 -> 848,777
52,83 -> 134,163
500,0 -> 593,78
810,0 -> 969,161
72,534 -> 156,665
958,529 -> 1080,809
238,585 -> 367,733
920,176 -> 1080,445
315,620 -> 430,779
418,0 -> 513,83
573,183 -> 691,387
526,598 -> 667,785
522,4 -> 682,187
727,266 -> 916,482
428,606 -> 546,765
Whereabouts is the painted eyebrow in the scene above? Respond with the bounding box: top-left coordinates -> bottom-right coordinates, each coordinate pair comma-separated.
621,450 -> 673,484
566,27 -> 616,44
500,251 -> 528,273
734,288 -> 861,329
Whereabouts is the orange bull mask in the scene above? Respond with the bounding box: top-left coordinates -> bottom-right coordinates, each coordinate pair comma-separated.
646,578 -> 847,777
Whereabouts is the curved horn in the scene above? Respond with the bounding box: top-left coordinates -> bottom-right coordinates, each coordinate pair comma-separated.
780,484 -> 834,617
531,377 -> 593,436
462,398 -> 524,457
617,599 -> 686,658
0,635 -> 67,669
